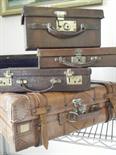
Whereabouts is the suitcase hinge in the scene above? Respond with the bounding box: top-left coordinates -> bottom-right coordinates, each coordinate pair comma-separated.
54,11 -> 77,32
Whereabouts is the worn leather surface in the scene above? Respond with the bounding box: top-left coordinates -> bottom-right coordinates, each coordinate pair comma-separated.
0,68 -> 91,92
23,7 -> 103,50
0,83 -> 116,152
38,47 -> 116,68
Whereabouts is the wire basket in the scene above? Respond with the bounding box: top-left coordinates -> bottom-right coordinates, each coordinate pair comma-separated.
54,118 -> 116,150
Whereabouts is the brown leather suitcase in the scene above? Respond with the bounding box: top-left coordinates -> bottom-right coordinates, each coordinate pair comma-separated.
22,6 -> 104,50
0,67 -> 91,92
0,82 -> 115,153
38,47 -> 116,68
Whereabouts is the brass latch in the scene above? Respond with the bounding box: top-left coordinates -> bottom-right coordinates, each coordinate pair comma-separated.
64,69 -> 82,85
0,70 -> 13,86
71,49 -> 86,65
54,11 -> 77,32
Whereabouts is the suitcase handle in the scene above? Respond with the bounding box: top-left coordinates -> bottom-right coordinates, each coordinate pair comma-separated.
47,23 -> 86,38
55,56 -> 100,67
29,23 -> 97,38
17,78 -> 61,92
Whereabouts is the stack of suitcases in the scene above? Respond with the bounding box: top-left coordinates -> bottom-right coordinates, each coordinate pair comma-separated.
0,6 -> 116,154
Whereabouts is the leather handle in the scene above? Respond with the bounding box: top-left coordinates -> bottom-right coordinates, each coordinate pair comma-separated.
17,78 -> 61,92
55,56 -> 101,67
47,23 -> 86,38
28,23 -> 97,39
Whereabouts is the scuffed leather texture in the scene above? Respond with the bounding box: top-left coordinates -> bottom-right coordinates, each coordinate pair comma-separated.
23,6 -> 103,50
0,83 -> 116,152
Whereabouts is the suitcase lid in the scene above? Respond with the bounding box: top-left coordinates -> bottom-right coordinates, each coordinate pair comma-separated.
0,67 -> 91,76
22,6 -> 104,19
39,47 -> 116,57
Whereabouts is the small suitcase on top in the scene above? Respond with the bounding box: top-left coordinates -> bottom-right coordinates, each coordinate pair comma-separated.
22,6 -> 104,50
0,67 -> 91,93
0,82 -> 115,153
38,47 -> 116,68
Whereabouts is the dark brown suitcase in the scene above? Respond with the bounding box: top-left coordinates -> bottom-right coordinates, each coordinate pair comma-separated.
0,82 -> 115,153
0,67 -> 91,92
22,6 -> 104,50
38,47 -> 116,68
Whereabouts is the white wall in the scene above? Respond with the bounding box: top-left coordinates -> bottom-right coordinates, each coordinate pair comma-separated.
0,0 -> 116,155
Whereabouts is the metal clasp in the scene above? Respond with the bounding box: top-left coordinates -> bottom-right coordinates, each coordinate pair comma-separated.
54,11 -> 77,32
71,49 -> 86,65
54,11 -> 67,21
64,69 -> 82,85
0,70 -> 13,86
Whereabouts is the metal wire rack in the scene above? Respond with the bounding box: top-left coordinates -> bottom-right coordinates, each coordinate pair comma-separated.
54,118 -> 116,150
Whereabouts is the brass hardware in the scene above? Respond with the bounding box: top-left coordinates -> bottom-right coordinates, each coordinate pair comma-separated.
67,75 -> 82,85
54,11 -> 67,20
71,49 -> 86,65
50,78 -> 62,84
0,70 -> 13,86
90,56 -> 102,61
54,10 -> 77,32
0,77 -> 12,86
72,98 -> 87,114
64,69 -> 82,85
64,69 -> 74,77
16,79 -> 28,85
56,20 -> 77,32
3,70 -> 13,78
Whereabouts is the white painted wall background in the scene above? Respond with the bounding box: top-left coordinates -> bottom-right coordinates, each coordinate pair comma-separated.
0,0 -> 116,155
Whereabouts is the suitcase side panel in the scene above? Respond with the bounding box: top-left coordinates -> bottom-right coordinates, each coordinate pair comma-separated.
25,17 -> 101,50
0,68 -> 91,93
39,55 -> 116,68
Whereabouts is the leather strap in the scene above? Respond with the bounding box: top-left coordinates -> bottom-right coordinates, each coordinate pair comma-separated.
36,107 -> 48,149
91,81 -> 113,94
105,101 -> 113,122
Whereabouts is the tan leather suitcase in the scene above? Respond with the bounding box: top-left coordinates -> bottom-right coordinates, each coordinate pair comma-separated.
0,82 -> 116,153
0,67 -> 91,92
38,47 -> 116,68
22,6 -> 104,50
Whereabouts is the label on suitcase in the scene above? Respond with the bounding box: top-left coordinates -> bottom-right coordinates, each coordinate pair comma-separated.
0,67 -> 91,93
0,82 -> 115,153
38,47 -> 116,68
22,6 -> 104,50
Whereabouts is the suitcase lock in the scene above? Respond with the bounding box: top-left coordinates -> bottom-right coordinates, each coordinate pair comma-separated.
64,69 -> 82,85
0,70 -> 13,86
54,11 -> 77,32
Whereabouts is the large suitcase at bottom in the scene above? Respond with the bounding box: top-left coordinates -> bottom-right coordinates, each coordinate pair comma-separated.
0,67 -> 91,92
0,82 -> 116,153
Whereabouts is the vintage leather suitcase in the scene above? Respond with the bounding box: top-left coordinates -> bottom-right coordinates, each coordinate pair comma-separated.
22,6 -> 104,50
38,47 -> 116,68
0,54 -> 38,68
0,82 -> 115,152
0,67 -> 91,92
